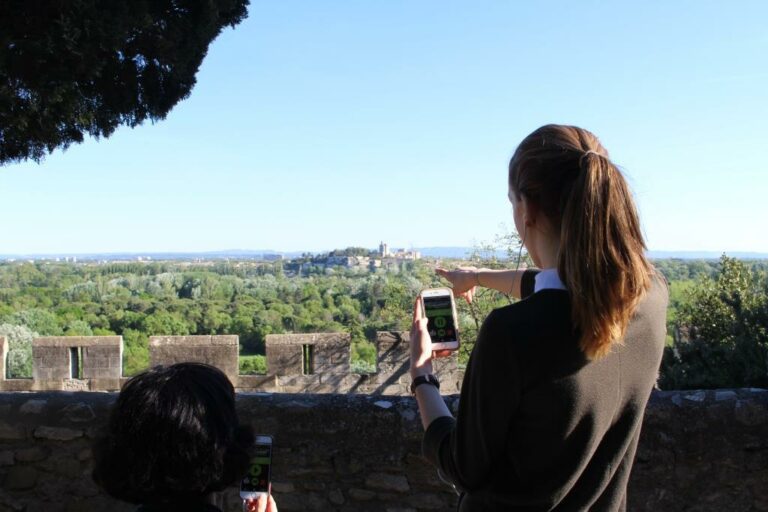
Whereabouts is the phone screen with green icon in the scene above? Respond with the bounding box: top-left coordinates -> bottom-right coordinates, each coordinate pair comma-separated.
240,435 -> 272,499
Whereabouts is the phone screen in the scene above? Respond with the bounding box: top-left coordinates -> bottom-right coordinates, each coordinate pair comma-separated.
423,295 -> 457,343
241,441 -> 272,494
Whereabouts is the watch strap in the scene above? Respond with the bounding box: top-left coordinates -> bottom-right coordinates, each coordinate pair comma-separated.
410,374 -> 440,394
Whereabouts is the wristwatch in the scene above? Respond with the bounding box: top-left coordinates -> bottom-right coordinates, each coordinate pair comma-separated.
410,374 -> 440,394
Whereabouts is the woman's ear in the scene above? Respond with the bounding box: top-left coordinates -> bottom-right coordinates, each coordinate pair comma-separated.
521,196 -> 537,227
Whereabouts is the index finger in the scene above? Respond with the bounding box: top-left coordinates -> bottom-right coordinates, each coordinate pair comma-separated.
412,295 -> 424,323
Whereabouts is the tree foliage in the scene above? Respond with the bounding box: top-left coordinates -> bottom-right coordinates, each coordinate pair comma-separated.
0,0 -> 249,164
0,260 -> 436,376
0,323 -> 39,378
660,256 -> 768,389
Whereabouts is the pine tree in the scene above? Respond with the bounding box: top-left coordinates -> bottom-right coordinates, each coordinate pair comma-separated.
0,0 -> 249,164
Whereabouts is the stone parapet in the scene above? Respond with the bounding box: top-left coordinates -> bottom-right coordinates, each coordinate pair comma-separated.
149,335 -> 239,383
30,336 -> 122,391
1,332 -> 465,394
266,333 -> 351,378
0,389 -> 766,511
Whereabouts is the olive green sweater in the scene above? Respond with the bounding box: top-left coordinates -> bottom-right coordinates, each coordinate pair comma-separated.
423,270 -> 668,511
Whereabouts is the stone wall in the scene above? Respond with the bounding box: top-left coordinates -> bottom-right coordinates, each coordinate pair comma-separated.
245,331 -> 462,395
1,337 -> 123,393
263,333 -> 353,393
0,332 -> 463,396
1,389 -> 766,512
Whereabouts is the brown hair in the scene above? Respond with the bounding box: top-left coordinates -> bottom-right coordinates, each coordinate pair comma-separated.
508,124 -> 652,359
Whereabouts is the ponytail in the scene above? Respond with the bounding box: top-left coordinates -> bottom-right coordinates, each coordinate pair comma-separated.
509,125 -> 652,359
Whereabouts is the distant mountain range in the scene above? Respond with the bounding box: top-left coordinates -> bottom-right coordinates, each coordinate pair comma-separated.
2,248 -> 767,261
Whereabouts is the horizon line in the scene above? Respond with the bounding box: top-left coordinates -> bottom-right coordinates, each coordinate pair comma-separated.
2,248 -> 768,260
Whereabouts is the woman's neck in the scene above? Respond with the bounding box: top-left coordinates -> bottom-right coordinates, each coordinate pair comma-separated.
530,230 -> 560,269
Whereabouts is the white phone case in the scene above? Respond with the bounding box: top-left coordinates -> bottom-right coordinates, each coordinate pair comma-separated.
419,287 -> 460,351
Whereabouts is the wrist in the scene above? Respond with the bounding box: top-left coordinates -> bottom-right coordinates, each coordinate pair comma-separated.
410,373 -> 440,395
410,365 -> 432,380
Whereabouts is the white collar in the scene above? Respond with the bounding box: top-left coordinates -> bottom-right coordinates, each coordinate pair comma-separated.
534,268 -> 567,292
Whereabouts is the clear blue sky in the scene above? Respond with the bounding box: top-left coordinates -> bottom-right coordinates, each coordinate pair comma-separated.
2,1 -> 767,254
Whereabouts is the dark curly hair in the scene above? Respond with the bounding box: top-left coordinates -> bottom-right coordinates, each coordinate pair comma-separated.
93,363 -> 253,505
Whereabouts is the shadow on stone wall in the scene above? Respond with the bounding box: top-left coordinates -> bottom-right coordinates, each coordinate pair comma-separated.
0,333 -> 463,395
0,389 -> 766,512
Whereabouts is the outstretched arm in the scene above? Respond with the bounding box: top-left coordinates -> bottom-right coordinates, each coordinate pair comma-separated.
436,267 -> 529,301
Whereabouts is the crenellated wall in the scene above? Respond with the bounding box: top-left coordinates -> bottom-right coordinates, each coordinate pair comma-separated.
149,335 -> 240,383
0,333 -> 463,395
0,389 -> 766,512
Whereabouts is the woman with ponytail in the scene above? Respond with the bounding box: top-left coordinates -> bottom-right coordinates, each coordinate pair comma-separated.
410,125 -> 668,511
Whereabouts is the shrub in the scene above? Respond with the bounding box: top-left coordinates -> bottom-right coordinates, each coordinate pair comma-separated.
0,323 -> 39,378
239,355 -> 267,375
660,256 -> 768,389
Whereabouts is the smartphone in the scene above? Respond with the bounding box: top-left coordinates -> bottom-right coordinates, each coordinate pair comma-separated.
419,288 -> 460,351
240,435 -> 273,500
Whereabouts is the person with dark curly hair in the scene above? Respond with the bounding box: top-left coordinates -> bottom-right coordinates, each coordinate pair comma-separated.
92,362 -> 277,512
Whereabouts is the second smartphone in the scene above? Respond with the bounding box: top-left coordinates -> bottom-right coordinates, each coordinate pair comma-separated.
240,435 -> 273,500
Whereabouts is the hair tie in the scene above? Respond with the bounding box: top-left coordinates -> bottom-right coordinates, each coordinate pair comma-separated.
579,149 -> 605,168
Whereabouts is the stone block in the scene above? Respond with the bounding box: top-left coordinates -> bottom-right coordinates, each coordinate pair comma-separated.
271,481 -> 295,493
266,333 -> 351,378
86,378 -> 121,391
82,356 -> 109,368
54,458 -> 81,477
38,368 -> 72,382
349,488 -> 376,501
328,489 -> 345,505
236,374 -> 277,390
735,400 -> 768,426
0,378 -> 32,392
32,379 -> 64,391
365,472 -> 410,493
266,333 -> 350,346
62,379 -> 90,391
0,421 -> 27,440
149,335 -> 238,382
4,466 -> 38,490
378,383 -> 409,395
81,367 -> 119,379
14,447 -> 49,463
19,399 -> 47,414
61,403 -> 96,423
33,426 -> 83,441
34,336 -> 122,348
0,450 -> 14,466
267,345 -> 303,375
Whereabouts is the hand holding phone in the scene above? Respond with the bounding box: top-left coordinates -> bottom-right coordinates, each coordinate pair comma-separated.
243,494 -> 278,512
419,288 -> 460,352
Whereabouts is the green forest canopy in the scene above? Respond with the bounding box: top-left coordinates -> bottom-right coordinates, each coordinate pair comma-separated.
1,256 -> 766,389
